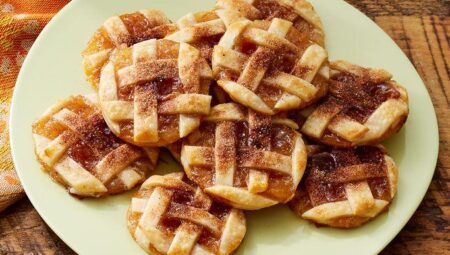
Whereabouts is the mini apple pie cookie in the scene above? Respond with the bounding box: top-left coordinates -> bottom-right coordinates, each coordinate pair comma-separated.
32,95 -> 158,197
301,60 -> 409,147
212,16 -> 329,115
216,0 -> 325,46
82,9 -> 176,89
165,9 -> 242,61
128,172 -> 246,255
289,145 -> 398,228
99,39 -> 213,147
181,103 -> 307,210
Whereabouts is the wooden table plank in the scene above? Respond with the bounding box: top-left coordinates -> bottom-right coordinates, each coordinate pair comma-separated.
345,0 -> 449,17
374,15 -> 450,255
1,1 -> 449,254
0,198 -> 75,255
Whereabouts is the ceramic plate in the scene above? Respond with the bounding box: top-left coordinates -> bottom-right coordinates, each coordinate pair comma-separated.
10,0 -> 439,254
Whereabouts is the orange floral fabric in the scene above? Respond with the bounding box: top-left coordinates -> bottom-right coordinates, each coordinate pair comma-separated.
0,0 -> 69,211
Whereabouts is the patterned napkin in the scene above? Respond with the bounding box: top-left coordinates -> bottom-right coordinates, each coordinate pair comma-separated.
0,0 -> 69,211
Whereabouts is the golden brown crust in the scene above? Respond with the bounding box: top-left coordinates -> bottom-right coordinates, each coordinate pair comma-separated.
164,10 -> 229,61
212,15 -> 329,114
32,95 -> 158,197
181,103 -> 307,210
98,39 -> 213,147
215,0 -> 325,46
301,60 -> 409,147
289,145 -> 398,228
127,172 -> 246,255
82,9 -> 176,89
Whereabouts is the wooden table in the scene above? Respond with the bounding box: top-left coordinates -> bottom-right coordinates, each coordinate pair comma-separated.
0,0 -> 448,254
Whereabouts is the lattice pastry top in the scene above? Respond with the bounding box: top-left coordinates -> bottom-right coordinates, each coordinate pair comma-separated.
82,9 -> 176,89
165,9 -> 244,62
289,145 -> 398,228
98,39 -> 213,147
128,172 -> 246,255
301,60 -> 409,147
164,9 -> 245,106
181,103 -> 307,210
212,15 -> 329,115
216,0 -> 325,46
32,95 -> 159,197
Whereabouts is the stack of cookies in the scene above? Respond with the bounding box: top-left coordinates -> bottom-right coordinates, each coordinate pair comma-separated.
31,0 -> 409,254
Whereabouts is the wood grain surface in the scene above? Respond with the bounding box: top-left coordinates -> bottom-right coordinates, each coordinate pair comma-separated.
1,0 -> 449,254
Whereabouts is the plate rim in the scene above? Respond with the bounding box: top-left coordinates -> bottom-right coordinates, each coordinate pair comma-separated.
9,0 -> 440,254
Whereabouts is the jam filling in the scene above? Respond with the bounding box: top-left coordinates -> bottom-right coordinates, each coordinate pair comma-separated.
292,18 -> 315,38
190,120 -> 296,201
83,27 -> 114,56
159,217 -> 182,233
237,40 -> 258,56
253,0 -> 297,21
156,78 -> 184,98
331,72 -> 400,123
67,140 -> 98,171
67,119 -> 123,172
271,125 -> 295,155
303,146 -> 389,206
80,118 -> 122,152
121,12 -> 154,45
193,34 -> 223,61
35,97 -> 126,174
255,83 -> 283,108
270,51 -> 298,73
172,189 -> 194,205
155,185 -> 232,252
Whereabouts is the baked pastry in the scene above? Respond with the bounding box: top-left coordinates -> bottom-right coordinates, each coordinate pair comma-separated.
127,172 -> 246,255
216,0 -> 325,46
301,60 -> 409,147
212,16 -> 329,115
98,39 -> 213,147
164,10 -> 240,61
166,141 -> 182,163
32,95 -> 158,197
181,103 -> 307,210
82,9 -> 176,89
164,9 -> 245,105
289,145 -> 398,228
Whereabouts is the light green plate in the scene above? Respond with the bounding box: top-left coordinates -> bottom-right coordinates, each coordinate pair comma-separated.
10,0 -> 439,254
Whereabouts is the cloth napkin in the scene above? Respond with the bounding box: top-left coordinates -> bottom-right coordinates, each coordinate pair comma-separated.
0,0 -> 69,212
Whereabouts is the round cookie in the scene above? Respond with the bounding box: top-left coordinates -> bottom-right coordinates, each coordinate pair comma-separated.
212,16 -> 329,115
289,145 -> 398,228
181,103 -> 307,210
216,0 -> 325,46
32,95 -> 158,197
127,172 -> 246,255
301,60 -> 409,147
82,9 -> 176,89
98,39 -> 213,147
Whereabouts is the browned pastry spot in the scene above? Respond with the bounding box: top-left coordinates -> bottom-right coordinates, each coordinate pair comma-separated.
32,95 -> 157,197
127,172 -> 246,255
289,145 -> 397,228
